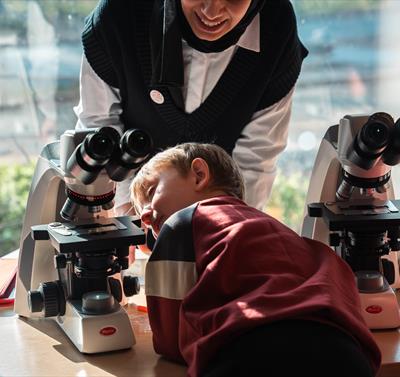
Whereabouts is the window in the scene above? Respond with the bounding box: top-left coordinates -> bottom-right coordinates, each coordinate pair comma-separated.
0,0 -> 399,256
267,0 -> 400,231
0,0 -> 96,256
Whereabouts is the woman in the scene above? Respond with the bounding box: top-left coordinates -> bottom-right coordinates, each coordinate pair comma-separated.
74,0 -> 308,213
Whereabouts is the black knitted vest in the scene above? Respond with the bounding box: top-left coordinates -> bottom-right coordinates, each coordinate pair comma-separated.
82,0 -> 307,154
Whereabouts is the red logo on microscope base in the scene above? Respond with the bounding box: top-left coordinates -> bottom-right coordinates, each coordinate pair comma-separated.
100,326 -> 117,336
365,305 -> 382,314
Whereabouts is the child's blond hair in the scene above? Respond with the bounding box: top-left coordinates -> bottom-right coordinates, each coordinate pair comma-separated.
130,143 -> 245,211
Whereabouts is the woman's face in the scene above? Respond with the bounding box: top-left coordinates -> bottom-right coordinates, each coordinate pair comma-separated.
181,0 -> 252,41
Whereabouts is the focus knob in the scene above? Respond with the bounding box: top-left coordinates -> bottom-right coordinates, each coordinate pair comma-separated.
28,280 -> 65,317
123,275 -> 140,297
28,290 -> 44,313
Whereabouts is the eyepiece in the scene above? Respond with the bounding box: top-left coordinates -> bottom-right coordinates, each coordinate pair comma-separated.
347,112 -> 394,169
358,113 -> 392,153
66,127 -> 118,184
85,132 -> 115,160
123,129 -> 153,159
106,129 -> 153,181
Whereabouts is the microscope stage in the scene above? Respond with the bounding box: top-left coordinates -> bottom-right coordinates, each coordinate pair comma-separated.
31,216 -> 146,253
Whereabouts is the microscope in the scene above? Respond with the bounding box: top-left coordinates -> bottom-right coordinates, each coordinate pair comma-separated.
14,126 -> 153,353
302,112 -> 400,329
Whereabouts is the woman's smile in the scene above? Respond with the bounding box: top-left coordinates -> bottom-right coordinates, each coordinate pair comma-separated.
195,11 -> 228,34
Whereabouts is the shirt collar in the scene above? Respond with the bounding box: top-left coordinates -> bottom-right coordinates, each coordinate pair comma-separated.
236,13 -> 260,53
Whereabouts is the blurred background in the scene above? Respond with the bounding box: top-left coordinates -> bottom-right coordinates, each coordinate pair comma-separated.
0,0 -> 399,257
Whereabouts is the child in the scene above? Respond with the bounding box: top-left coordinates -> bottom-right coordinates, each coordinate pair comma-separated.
130,143 -> 381,377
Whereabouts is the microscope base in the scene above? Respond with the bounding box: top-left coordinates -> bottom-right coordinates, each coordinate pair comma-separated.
55,300 -> 135,353
359,288 -> 400,330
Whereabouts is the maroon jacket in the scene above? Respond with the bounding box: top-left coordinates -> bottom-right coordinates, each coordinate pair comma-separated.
145,196 -> 381,377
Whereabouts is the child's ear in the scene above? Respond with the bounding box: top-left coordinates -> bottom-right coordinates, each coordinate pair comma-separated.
191,158 -> 210,191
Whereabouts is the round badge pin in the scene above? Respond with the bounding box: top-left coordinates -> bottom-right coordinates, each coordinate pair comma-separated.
150,90 -> 164,105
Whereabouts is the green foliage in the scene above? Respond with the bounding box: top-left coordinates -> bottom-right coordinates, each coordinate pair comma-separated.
266,171 -> 309,233
0,162 -> 35,257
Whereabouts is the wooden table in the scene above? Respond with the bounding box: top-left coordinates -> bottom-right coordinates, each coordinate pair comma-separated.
1,302 -> 400,377
374,329 -> 400,377
0,303 -> 186,377
1,249 -> 400,377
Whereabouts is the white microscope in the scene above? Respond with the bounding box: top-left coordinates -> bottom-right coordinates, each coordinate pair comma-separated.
302,112 -> 400,329
14,126 -> 152,353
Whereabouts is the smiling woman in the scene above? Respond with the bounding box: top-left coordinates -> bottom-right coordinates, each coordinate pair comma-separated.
1,0 -> 400,257
76,0 -> 308,218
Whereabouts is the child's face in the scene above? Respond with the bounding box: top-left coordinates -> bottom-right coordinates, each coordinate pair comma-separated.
137,166 -> 202,237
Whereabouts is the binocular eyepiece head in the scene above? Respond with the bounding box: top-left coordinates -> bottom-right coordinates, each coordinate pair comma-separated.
347,112 -> 394,170
66,127 -> 153,185
61,127 -> 153,220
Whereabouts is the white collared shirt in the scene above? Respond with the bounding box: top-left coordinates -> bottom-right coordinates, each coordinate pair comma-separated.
75,14 -> 293,211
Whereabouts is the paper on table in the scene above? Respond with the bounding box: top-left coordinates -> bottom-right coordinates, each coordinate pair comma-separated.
0,258 -> 17,302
